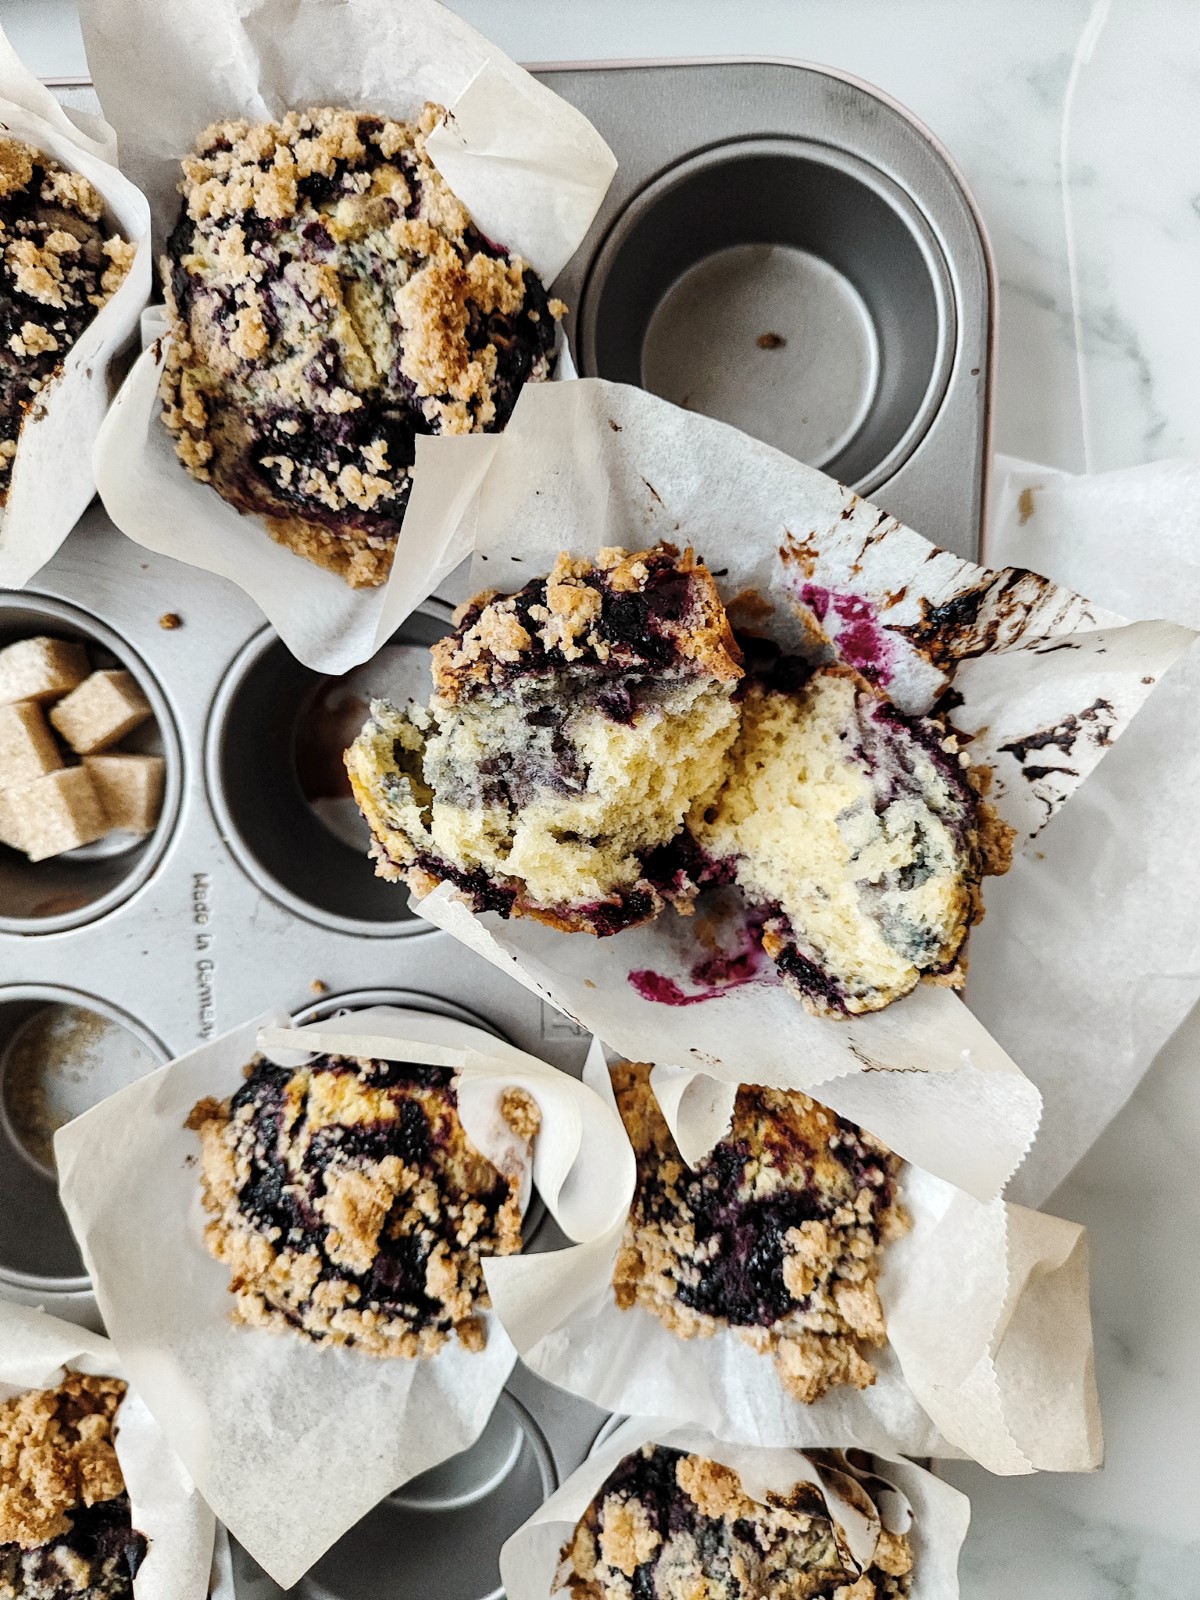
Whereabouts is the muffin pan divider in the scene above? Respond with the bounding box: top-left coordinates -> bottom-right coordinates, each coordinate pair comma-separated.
5,58 -> 991,1596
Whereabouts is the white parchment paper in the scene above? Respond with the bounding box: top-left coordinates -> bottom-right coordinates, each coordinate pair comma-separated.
500,1419 -> 970,1600
79,0 -> 615,672
0,1301 -> 214,1600
0,23 -> 151,588
484,1052 -> 1101,1476
971,456 -> 1200,1205
390,379 -> 1192,1203
53,1006 -> 628,1588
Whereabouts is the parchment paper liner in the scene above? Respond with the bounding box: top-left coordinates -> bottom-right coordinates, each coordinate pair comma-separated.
483,1051 -> 1101,1477
0,23 -> 151,588
499,1418 -> 970,1600
0,1300 -> 215,1600
387,378 -> 1194,1202
971,455 -> 1200,1206
54,1006 -> 629,1587
81,0 -> 616,672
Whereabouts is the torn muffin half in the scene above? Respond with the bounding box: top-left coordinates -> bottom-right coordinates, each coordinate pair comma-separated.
187,1049 -> 540,1357
0,1373 -> 147,1599
159,106 -> 562,587
346,544 -> 744,935
611,1061 -> 908,1405
557,1443 -> 914,1600
0,138 -> 135,502
690,645 -> 1013,1017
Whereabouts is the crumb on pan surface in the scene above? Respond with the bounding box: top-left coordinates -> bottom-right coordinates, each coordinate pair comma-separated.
557,1443 -> 913,1600
691,649 -> 1013,1017
345,544 -> 744,934
611,1061 -> 908,1404
0,138 -> 133,502
158,106 -> 562,587
0,1372 -> 147,1599
187,1050 -> 540,1357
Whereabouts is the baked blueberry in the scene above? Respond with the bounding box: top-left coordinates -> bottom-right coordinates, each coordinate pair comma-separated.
0,139 -> 134,500
612,1062 -> 907,1404
159,107 -> 562,587
345,544 -> 744,934
557,1443 -> 914,1600
0,1373 -> 148,1599
187,1051 -> 540,1357
690,659 -> 1012,1016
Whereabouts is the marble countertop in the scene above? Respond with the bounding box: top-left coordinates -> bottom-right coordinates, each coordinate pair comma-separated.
6,1 -> 1199,1594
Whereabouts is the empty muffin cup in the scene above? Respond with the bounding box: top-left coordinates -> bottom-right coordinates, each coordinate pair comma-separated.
0,985 -> 165,1292
206,609 -> 451,937
577,137 -> 954,494
0,595 -> 182,934
231,1391 -> 556,1600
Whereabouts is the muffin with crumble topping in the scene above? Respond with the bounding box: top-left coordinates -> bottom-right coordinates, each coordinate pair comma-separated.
159,106 -> 562,587
186,1048 -> 540,1357
345,543 -> 744,935
0,138 -> 135,501
0,1373 -> 147,1599
557,1443 -> 914,1600
690,645 -> 1013,1017
611,1061 -> 908,1404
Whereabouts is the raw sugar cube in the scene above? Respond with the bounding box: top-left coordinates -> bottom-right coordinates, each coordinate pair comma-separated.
4,767 -> 108,861
0,788 -> 26,851
0,636 -> 89,704
49,670 -> 152,754
0,699 -> 63,787
83,753 -> 165,834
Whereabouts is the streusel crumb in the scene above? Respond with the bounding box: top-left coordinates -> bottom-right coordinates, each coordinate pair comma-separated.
557,1444 -> 914,1600
187,1050 -> 537,1357
0,138 -> 133,501
611,1061 -> 908,1404
159,107 -> 561,586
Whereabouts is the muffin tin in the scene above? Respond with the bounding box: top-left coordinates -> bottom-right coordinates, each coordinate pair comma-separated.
2,57 -> 992,1598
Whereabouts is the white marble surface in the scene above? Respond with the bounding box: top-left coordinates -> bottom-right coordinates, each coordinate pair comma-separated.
5,1 -> 1200,1593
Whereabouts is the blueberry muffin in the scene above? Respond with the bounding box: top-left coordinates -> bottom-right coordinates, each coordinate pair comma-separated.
691,652 -> 1012,1016
0,1373 -> 147,1599
159,106 -> 562,587
346,545 -> 744,934
612,1062 -> 907,1404
187,1051 -> 540,1357
0,139 -> 135,500
557,1444 -> 913,1600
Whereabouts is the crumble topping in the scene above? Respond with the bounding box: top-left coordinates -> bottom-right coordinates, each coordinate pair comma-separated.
345,545 -> 744,935
0,139 -> 133,501
186,1051 -> 540,1357
611,1062 -> 908,1404
159,106 -> 561,588
557,1444 -> 914,1600
0,1374 -> 147,1600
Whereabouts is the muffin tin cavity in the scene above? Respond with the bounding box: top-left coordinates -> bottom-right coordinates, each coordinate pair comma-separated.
577,138 -> 953,494
231,1391 -> 555,1599
206,609 -> 450,937
0,986 -> 165,1290
0,595 -> 182,934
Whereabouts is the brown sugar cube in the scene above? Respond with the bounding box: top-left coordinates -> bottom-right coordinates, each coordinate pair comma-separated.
83,753 -> 165,834
4,767 -> 108,861
0,699 -> 64,788
0,636 -> 90,705
0,789 -> 26,851
49,670 -> 153,754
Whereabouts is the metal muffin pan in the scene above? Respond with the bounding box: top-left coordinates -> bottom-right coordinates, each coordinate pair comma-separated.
1,58 -> 992,1597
